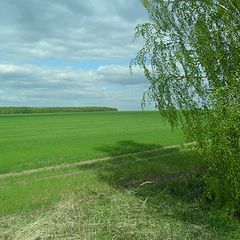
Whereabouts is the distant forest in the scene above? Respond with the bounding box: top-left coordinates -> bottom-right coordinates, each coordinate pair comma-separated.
0,107 -> 118,114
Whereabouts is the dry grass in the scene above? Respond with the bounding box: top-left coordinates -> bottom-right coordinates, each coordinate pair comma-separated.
0,191 -> 211,240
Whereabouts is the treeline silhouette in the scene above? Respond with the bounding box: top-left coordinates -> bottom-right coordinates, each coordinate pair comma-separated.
0,107 -> 118,114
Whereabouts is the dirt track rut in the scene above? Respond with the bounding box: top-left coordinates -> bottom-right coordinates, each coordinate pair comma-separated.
0,143 -> 195,179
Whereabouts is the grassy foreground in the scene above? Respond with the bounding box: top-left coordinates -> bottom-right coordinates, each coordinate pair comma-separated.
1,146 -> 240,239
0,111 -> 239,239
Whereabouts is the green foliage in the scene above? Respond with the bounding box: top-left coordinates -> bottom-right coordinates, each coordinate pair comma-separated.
0,106 -> 118,114
132,0 -> 240,213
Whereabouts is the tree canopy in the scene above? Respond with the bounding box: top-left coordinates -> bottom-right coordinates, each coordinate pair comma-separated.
132,0 -> 240,213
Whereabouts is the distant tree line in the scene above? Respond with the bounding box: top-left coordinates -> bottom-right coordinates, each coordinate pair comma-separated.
0,107 -> 118,114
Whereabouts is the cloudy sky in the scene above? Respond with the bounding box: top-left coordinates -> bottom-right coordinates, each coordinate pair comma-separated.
0,0 -> 153,110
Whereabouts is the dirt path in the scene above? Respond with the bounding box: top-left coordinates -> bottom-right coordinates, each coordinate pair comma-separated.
0,143 -> 195,179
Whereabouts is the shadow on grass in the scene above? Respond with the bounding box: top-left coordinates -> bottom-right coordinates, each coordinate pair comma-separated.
96,140 -> 162,156
78,140 -> 239,238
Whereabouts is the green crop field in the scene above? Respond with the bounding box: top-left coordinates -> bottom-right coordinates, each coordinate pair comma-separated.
0,111 -> 239,239
0,111 -> 183,174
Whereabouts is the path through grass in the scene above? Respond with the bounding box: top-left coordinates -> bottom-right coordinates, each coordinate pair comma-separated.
1,143 -> 239,239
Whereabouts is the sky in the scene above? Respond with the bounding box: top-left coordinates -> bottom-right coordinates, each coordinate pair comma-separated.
0,0 -> 154,110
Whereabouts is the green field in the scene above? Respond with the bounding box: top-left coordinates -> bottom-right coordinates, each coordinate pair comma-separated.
1,111 -> 239,239
0,111 -> 183,174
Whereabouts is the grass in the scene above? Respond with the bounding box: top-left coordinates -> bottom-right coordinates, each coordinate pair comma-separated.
0,111 -> 183,174
0,144 -> 188,216
0,111 -> 239,239
1,144 -> 240,239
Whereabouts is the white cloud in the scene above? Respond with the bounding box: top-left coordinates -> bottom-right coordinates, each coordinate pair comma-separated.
0,64 -> 152,110
0,0 -> 148,62
0,0 -> 152,109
